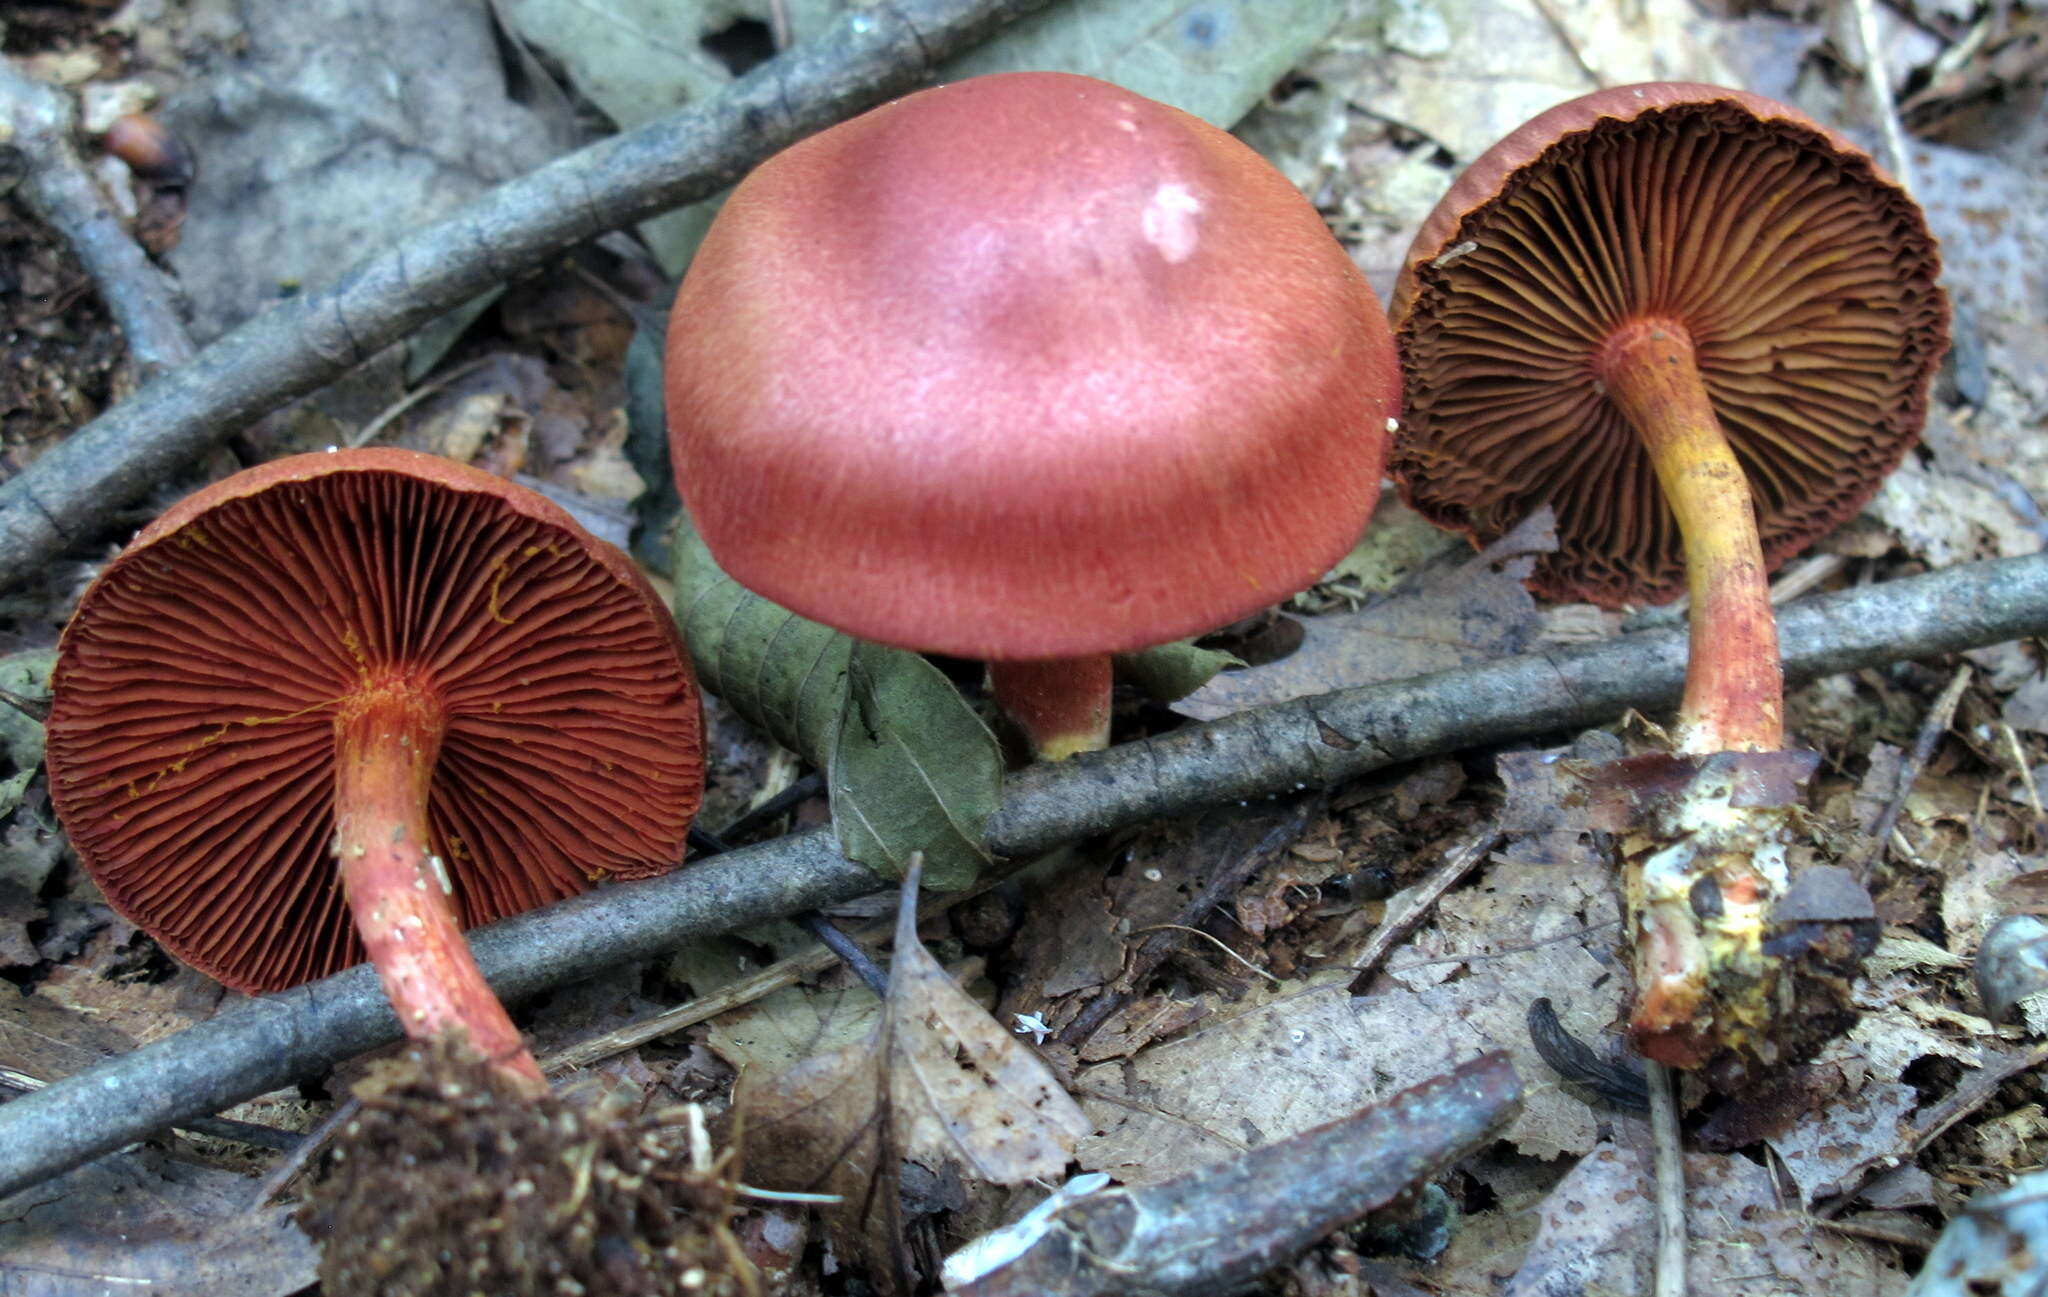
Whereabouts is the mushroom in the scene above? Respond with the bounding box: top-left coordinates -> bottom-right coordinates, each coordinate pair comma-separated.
665,71 -> 1400,759
44,448 -> 703,1085
1391,84 -> 1948,1067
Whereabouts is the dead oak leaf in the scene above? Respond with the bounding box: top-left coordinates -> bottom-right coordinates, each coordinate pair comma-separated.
742,858 -> 1090,1290
1173,508 -> 1556,721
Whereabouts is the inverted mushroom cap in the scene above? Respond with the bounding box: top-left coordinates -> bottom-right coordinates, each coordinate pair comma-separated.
1392,82 -> 1950,606
44,448 -> 703,992
666,71 -> 1399,660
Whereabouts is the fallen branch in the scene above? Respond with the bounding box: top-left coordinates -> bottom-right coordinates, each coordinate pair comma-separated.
0,58 -> 195,378
0,551 -> 2044,1197
0,0 -> 1056,586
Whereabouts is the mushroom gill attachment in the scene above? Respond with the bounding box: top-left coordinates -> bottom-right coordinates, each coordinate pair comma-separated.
1391,84 -> 1947,1074
46,449 -> 703,1077
1394,82 -> 1947,611
667,71 -> 1399,759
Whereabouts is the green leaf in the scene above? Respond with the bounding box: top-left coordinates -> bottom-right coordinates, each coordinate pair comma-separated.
1115,640 -> 1244,703
673,517 -> 999,886
831,644 -> 998,891
621,301 -> 684,574
0,650 -> 54,820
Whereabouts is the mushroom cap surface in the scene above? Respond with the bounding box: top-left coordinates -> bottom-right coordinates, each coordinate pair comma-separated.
1392,82 -> 1949,607
45,448 -> 704,992
666,71 -> 1399,660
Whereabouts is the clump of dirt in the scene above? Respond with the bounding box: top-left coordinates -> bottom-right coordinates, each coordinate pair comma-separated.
300,1039 -> 758,1297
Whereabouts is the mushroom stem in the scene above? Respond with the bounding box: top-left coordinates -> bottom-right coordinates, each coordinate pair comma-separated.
987,656 -> 1113,761
333,680 -> 544,1091
1598,317 -> 1784,755
1599,318 -> 1794,1071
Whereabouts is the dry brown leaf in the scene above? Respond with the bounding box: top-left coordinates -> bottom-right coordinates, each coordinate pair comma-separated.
742,860 -> 1089,1292
1173,508 -> 1556,721
1078,843 -> 1624,1182
1768,1080 -> 1919,1205
1946,848 -> 2034,955
0,1151 -> 317,1296
704,980 -> 882,1082
1502,1142 -> 1906,1296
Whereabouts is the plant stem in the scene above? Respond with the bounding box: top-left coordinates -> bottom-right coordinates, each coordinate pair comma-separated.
332,678 -> 543,1089
1599,317 -> 1783,755
988,656 -> 1113,760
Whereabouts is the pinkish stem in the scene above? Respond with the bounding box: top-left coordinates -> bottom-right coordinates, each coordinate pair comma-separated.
332,676 -> 543,1091
987,656 -> 1113,761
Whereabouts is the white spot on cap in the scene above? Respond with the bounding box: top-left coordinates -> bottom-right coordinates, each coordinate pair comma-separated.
1142,182 -> 1203,263
1385,417 -> 1400,433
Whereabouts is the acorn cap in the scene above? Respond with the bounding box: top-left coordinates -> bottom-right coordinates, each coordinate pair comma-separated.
44,448 -> 703,992
666,71 -> 1400,661
1392,82 -> 1949,607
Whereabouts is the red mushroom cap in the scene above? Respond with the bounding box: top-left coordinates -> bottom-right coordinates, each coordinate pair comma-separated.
1391,83 -> 1949,606
666,71 -> 1400,660
44,448 -> 703,992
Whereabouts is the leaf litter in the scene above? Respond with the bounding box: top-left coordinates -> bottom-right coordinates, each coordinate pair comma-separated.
2,0 -> 2047,1291
739,857 -> 1090,1292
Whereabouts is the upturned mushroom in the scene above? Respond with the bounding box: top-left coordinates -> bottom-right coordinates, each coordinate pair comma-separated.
666,71 -> 1400,759
45,448 -> 704,1084
1391,84 -> 1948,1067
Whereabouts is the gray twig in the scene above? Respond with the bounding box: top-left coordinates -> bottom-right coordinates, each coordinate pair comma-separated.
1847,0 -> 1917,192
0,0 -> 1057,587
953,1052 -> 1521,1296
0,58 -> 195,379
1647,1061 -> 1688,1297
1857,662 -> 1972,871
0,551 -> 2046,1197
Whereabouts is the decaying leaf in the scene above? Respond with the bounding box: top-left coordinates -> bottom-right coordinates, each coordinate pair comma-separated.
1505,1142 -> 1906,1295
742,860 -> 1090,1291
0,1151 -> 318,1297
1079,836 -> 1625,1182
1767,1080 -> 1919,1206
704,980 -> 881,1082
1173,507 -> 1556,721
674,517 -> 1001,889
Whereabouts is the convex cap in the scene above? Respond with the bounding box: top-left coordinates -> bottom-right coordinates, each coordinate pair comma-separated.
667,71 -> 1400,659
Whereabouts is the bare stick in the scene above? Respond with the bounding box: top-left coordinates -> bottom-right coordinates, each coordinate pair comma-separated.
1344,822 -> 1502,992
0,0 -> 1058,587
0,59 -> 194,379
1,552 -> 2046,1197
537,944 -> 843,1076
1848,0 -> 1918,192
0,685 -> 49,725
1857,663 -> 1971,870
1647,1061 -> 1688,1297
